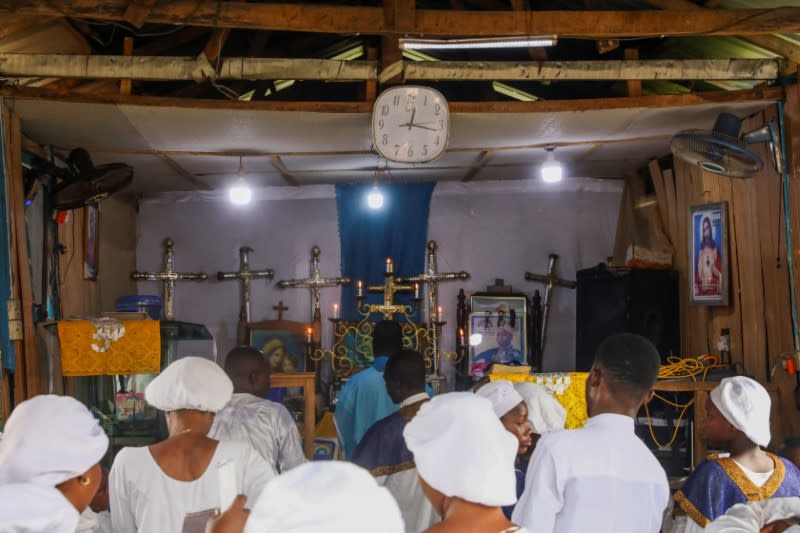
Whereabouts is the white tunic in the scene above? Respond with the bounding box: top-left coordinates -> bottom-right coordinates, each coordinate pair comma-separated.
512,413 -> 669,533
209,392 -> 305,473
109,439 -> 274,533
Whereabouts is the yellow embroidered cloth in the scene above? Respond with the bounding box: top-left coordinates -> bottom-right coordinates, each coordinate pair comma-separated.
489,372 -> 589,429
58,320 -> 161,376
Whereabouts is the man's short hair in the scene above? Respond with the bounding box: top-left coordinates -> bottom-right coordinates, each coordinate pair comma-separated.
372,320 -> 404,356
224,345 -> 268,376
593,333 -> 661,398
384,349 -> 426,390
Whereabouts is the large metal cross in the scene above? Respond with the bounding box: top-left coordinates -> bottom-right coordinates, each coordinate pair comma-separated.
217,247 -> 274,324
277,246 -> 351,321
131,238 -> 207,321
366,269 -> 415,320
524,253 -> 576,356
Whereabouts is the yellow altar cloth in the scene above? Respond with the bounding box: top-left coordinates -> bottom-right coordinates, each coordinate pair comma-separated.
489,372 -> 589,429
58,320 -> 161,376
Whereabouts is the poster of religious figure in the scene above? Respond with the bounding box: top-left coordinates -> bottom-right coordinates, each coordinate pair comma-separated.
689,202 -> 728,306
250,329 -> 306,373
468,295 -> 528,376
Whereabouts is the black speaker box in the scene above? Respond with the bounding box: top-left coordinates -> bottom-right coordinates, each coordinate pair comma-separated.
575,265 -> 680,371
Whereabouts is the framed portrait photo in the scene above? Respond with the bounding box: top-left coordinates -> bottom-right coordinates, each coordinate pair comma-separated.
689,202 -> 728,306
83,204 -> 99,281
468,295 -> 528,376
248,324 -> 307,373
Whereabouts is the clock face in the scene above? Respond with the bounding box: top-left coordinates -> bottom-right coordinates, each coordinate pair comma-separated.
372,86 -> 450,164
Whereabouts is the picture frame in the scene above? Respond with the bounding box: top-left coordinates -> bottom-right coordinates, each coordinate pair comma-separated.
468,295 -> 528,376
689,202 -> 728,306
248,320 -> 307,373
83,203 -> 99,281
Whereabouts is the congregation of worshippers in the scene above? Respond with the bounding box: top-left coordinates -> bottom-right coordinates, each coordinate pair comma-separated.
1,321 -> 800,532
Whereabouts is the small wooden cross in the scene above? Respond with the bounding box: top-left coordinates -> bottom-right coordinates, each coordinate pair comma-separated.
272,301 -> 289,321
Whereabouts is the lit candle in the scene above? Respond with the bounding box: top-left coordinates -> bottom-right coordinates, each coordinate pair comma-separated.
414,283 -> 421,298
306,327 -> 313,344
385,257 -> 394,274
333,303 -> 339,319
356,280 -> 364,298
438,306 -> 443,319
459,328 -> 465,346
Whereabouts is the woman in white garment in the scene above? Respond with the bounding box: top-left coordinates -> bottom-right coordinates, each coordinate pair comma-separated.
0,394 -> 109,532
109,356 -> 274,533
404,392 -> 529,533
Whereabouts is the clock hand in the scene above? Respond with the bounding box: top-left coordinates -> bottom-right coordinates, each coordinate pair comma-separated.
410,123 -> 438,132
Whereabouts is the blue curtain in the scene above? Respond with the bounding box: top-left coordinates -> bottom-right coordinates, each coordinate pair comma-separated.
336,182 -> 435,321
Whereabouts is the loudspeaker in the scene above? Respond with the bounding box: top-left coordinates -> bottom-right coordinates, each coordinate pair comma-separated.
575,265 -> 680,371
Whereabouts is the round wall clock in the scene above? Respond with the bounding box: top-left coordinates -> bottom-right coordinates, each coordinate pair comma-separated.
371,85 -> 450,164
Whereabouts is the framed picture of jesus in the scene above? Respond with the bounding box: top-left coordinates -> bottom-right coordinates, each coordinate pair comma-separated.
689,202 -> 728,306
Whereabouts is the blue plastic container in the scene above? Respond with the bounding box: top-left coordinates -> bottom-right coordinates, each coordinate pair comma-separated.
116,295 -> 162,320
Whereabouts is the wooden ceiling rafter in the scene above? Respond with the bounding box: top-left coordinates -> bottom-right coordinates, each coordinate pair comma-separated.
270,155 -> 299,187
4,2 -> 800,38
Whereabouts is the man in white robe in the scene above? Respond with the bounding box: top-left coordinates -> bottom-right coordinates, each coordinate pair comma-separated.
109,356 -> 274,533
512,333 -> 669,533
210,346 -> 305,473
352,349 -> 437,533
243,461 -> 404,533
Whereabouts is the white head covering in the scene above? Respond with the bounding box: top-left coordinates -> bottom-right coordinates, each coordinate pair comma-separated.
706,497 -> 800,533
514,382 -> 567,434
0,395 -> 108,486
404,392 -> 518,507
475,380 -> 524,417
145,356 -> 233,413
0,483 -> 80,533
244,461 -> 403,533
709,376 -> 771,447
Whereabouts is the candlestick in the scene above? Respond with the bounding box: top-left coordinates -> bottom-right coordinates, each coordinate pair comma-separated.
333,303 -> 339,319
438,306 -> 443,320
414,283 -> 421,298
356,280 -> 364,298
306,327 -> 313,344
385,257 -> 394,274
458,327 -> 465,346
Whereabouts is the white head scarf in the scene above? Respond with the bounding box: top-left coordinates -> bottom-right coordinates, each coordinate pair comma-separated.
0,395 -> 108,486
475,380 -> 524,417
709,376 -> 771,447
0,483 -> 80,533
514,382 -> 567,434
244,461 -> 404,533
705,497 -> 800,533
404,392 -> 518,507
145,356 -> 233,413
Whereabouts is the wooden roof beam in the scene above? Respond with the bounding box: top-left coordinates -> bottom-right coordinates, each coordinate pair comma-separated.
4,2 -> 800,38
123,0 -> 159,28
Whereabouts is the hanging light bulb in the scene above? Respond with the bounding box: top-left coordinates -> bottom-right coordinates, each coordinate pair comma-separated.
367,184 -> 384,209
229,156 -> 252,205
541,147 -> 563,183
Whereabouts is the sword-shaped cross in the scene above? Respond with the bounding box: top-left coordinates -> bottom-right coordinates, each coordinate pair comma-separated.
131,238 -> 207,321
217,247 -> 274,341
277,246 -> 351,321
524,253 -> 576,356
366,271 -> 415,320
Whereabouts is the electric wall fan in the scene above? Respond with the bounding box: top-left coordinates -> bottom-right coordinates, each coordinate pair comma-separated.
670,112 -> 782,179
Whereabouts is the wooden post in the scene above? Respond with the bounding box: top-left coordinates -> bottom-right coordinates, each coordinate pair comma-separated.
693,390 -> 709,465
625,48 -> 642,96
120,36 -> 133,96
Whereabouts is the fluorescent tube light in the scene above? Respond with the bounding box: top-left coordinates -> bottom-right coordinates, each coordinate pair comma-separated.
399,36 -> 556,51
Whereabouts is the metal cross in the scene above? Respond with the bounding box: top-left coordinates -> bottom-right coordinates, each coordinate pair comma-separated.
366,270 -> 415,320
272,301 -> 289,321
277,246 -> 351,321
217,247 -> 274,324
131,238 -> 208,321
524,253 -> 576,356
398,241 -> 470,376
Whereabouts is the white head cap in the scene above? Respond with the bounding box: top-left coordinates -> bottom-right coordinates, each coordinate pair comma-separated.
145,356 -> 233,413
244,461 -> 404,533
475,380 -> 525,417
404,392 -> 518,507
514,382 -> 566,434
0,483 -> 80,533
0,395 -> 108,486
709,376 -> 771,447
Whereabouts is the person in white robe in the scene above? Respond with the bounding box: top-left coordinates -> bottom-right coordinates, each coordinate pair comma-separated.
705,497 -> 800,533
352,349 -> 437,533
109,356 -> 274,533
0,394 -> 109,533
209,346 -> 305,473
242,461 -> 404,533
404,392 -> 526,533
512,333 -> 669,533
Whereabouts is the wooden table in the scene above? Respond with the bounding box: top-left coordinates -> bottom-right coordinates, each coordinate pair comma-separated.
271,371 -> 316,459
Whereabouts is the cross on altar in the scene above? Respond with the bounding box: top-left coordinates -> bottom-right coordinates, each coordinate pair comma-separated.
217,247 -> 274,324
524,253 -> 576,355
131,238 -> 207,321
276,246 -> 351,321
272,301 -> 289,320
364,264 -> 416,319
